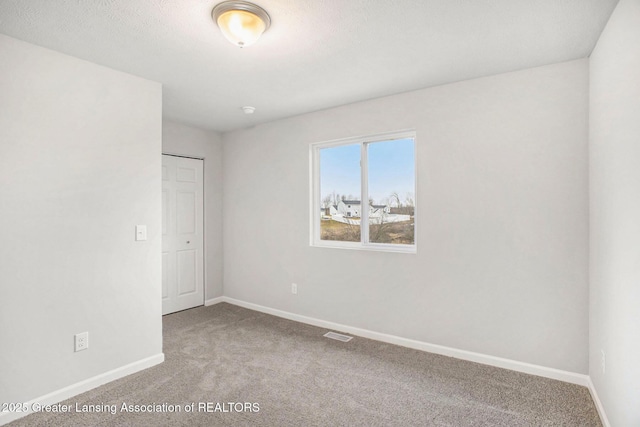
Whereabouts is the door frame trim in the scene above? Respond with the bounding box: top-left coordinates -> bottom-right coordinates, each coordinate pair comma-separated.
163,153 -> 204,161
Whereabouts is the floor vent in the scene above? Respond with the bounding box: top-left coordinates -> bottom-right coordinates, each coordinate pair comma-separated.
323,331 -> 353,342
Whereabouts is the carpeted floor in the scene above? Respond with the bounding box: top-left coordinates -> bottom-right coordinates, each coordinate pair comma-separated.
10,303 -> 601,426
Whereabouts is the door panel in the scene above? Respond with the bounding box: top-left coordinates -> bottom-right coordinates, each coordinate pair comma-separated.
162,154 -> 204,315
162,189 -> 169,235
177,166 -> 196,182
162,253 -> 169,299
177,191 -> 196,234
177,249 -> 197,295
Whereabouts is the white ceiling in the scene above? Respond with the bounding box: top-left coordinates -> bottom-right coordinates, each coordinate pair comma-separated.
0,0 -> 618,133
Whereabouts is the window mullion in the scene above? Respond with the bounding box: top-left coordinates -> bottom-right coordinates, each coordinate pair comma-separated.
361,142 -> 369,245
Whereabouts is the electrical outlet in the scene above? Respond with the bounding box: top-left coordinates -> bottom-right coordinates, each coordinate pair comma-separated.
291,283 -> 297,295
601,350 -> 605,374
75,332 -> 89,352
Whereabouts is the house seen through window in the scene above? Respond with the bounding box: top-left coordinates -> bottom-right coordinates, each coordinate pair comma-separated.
311,131 -> 416,252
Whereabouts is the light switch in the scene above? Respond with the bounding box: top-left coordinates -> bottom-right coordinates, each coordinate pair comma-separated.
135,225 -> 147,241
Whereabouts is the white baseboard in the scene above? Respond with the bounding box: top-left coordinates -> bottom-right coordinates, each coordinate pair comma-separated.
0,353 -> 164,426
221,296 -> 589,387
587,377 -> 610,427
204,296 -> 224,306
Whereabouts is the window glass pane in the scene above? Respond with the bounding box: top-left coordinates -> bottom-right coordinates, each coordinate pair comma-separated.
367,138 -> 415,245
319,144 -> 361,242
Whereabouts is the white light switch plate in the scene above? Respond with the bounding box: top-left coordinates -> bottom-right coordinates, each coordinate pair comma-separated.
135,225 -> 147,241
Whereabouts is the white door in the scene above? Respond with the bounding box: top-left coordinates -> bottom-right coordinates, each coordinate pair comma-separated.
162,154 -> 204,315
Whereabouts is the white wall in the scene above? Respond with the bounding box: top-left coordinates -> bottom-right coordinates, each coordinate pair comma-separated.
0,34 -> 163,408
163,120 -> 224,300
222,59 -> 589,373
589,0 -> 640,424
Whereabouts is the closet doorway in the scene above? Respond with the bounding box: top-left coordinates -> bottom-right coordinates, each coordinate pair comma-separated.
162,154 -> 204,315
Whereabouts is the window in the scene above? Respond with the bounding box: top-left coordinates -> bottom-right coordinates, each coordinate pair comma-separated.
310,131 -> 416,252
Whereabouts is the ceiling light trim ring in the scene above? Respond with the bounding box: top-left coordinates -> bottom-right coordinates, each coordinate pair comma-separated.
212,1 -> 271,32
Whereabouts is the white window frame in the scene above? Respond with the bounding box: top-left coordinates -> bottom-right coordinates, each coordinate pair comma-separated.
310,130 -> 417,253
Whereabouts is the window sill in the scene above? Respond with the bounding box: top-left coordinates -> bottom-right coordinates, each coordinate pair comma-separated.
311,240 -> 416,254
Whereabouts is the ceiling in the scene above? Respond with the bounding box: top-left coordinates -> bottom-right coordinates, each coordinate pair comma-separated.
0,0 -> 618,133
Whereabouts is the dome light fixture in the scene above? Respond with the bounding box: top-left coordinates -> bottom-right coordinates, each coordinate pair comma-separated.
212,1 -> 271,48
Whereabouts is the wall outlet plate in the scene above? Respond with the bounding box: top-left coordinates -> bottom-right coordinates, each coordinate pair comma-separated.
75,332 -> 89,352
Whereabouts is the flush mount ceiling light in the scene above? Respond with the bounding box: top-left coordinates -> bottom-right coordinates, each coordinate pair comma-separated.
212,1 -> 271,48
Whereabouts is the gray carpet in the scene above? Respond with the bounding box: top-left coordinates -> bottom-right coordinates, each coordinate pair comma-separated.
11,303 -> 601,426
